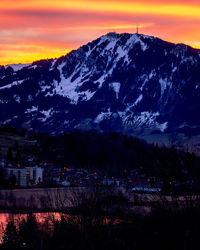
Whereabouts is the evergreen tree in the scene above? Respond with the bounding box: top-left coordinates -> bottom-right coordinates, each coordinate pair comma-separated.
6,148 -> 13,161
15,150 -> 21,162
3,221 -> 19,248
18,213 -> 40,249
9,174 -> 16,188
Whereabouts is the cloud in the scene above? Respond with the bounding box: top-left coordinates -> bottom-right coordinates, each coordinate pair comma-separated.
1,1 -> 200,64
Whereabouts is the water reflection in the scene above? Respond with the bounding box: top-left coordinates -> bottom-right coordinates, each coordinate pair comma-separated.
0,212 -> 62,243
0,211 -> 128,244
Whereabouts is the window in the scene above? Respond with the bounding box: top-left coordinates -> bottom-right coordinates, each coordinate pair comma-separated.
33,169 -> 36,182
26,171 -> 30,186
17,171 -> 21,186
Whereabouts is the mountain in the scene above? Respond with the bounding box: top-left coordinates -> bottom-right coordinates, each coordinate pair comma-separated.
1,32 -> 200,135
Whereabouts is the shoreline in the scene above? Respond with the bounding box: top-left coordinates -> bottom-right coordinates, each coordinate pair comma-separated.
0,187 -> 199,213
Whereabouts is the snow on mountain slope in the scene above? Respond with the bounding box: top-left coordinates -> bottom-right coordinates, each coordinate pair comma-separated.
0,32 -> 200,134
5,63 -> 31,72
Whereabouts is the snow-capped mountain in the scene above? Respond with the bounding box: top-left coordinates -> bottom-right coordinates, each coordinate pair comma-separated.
1,32 -> 200,134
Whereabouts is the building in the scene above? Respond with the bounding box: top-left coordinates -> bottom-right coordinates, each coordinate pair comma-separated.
5,166 -> 43,187
102,178 -> 120,186
0,155 -> 6,168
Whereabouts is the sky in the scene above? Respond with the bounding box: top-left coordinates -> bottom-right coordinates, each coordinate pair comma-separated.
1,0 -> 200,65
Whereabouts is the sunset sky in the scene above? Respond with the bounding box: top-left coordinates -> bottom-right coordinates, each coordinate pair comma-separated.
1,0 -> 200,65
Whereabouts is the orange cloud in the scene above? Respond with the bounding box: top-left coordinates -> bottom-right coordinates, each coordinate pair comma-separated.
1,1 -> 200,19
0,0 -> 200,64
0,43 -> 71,65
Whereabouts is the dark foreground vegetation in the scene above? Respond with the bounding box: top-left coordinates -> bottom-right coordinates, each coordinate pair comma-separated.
1,188 -> 200,250
1,124 -> 200,249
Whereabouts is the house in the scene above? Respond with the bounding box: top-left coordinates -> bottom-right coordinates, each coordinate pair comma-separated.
51,172 -> 60,183
0,155 -> 6,168
131,187 -> 161,193
43,164 -> 62,184
5,166 -> 43,187
132,178 -> 149,187
60,180 -> 71,186
102,178 -> 120,186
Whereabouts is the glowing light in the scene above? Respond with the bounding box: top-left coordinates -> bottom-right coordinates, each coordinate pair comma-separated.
0,43 -> 71,65
1,1 -> 200,19
1,0 -> 200,64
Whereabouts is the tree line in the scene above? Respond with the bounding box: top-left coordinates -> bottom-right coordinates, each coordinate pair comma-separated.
1,187 -> 200,250
1,125 -> 200,186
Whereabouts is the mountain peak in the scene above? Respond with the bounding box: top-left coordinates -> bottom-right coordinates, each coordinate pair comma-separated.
101,31 -> 154,41
1,33 -> 200,135
104,31 -> 119,37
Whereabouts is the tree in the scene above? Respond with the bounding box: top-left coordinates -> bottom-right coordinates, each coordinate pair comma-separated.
3,221 -> 20,248
18,213 -> 40,249
0,167 -> 6,186
15,150 -> 21,162
6,148 -> 13,161
9,174 -> 16,188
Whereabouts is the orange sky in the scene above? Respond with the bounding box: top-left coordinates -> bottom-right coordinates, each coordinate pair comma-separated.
1,0 -> 200,65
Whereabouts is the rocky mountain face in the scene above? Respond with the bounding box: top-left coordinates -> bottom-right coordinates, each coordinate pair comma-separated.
0,32 -> 200,134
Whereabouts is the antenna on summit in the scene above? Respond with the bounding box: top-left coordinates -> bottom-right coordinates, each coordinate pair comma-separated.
136,24 -> 139,34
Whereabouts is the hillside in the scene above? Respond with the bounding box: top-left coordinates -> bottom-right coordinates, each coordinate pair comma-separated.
0,32 -> 200,135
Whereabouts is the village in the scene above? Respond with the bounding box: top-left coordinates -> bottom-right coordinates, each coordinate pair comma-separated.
2,154 -> 196,195
0,154 -> 165,192
0,128 -> 198,195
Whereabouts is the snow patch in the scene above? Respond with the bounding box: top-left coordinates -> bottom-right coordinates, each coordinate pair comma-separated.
41,85 -> 51,92
123,111 -> 168,132
133,94 -> 143,106
178,123 -> 197,129
46,69 -> 96,104
25,106 -> 38,113
94,109 -> 112,123
172,67 -> 177,73
0,80 -> 24,90
157,122 -> 168,132
126,34 -> 148,51
106,40 -> 117,50
116,46 -> 130,63
159,78 -> 171,96
94,75 -> 106,88
3,119 -> 12,124
0,100 -> 9,104
149,70 -> 156,79
109,82 -> 120,99
39,108 -> 54,122
27,95 -> 33,102
139,74 -> 149,91
13,94 -> 21,103
5,63 -> 30,72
